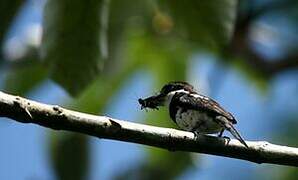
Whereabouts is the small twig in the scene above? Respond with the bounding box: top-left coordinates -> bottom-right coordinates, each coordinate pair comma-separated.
0,91 -> 297,167
24,107 -> 32,119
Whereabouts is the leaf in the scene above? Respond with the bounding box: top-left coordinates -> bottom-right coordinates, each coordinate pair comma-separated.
50,132 -> 89,180
41,0 -> 103,96
0,0 -> 24,50
113,150 -> 193,180
158,0 -> 238,50
4,60 -> 48,96
263,115 -> 298,180
124,28 -> 191,71
70,57 -> 140,113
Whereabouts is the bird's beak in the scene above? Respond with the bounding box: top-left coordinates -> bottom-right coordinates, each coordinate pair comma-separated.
138,93 -> 165,110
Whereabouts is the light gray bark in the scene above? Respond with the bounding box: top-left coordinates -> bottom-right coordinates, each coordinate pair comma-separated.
0,91 -> 297,167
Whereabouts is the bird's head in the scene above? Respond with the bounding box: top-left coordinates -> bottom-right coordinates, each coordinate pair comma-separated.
138,81 -> 195,110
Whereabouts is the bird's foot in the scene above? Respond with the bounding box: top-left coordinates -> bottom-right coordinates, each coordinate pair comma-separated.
222,136 -> 231,145
193,131 -> 200,140
217,129 -> 224,137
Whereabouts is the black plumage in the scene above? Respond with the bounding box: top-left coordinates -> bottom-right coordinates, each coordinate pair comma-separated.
169,92 -> 248,147
138,81 -> 248,148
169,93 -> 236,124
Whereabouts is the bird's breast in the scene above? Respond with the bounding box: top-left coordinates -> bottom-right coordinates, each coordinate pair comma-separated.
175,109 -> 223,134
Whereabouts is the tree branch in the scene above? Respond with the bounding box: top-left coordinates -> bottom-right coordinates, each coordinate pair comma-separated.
0,91 -> 297,167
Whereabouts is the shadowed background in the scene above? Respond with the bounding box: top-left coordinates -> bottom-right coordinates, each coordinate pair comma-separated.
0,0 -> 298,179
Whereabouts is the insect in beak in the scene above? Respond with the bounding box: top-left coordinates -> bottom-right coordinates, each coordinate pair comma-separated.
138,94 -> 163,110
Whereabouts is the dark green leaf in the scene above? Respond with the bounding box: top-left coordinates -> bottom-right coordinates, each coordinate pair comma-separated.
41,0 -> 103,96
50,132 -> 89,180
70,59 -> 139,113
0,0 -> 24,58
4,59 -> 48,96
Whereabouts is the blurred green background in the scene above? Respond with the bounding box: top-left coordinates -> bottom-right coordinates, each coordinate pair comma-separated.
0,0 -> 298,179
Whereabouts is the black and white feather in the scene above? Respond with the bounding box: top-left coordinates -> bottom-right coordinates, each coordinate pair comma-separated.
138,81 -> 248,148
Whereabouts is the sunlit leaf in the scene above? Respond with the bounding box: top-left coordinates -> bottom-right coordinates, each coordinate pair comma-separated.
158,0 -> 238,50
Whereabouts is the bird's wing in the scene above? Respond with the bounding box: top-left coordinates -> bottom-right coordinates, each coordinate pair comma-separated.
172,93 -> 237,124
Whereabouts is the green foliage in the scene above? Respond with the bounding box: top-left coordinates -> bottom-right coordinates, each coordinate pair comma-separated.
50,132 -> 89,180
6,0 -> 298,179
41,0 -> 103,96
158,0 -> 238,50
281,168 -> 298,180
262,115 -> 298,180
70,63 -> 138,113
1,0 -> 298,179
4,60 -> 48,96
0,0 -> 24,51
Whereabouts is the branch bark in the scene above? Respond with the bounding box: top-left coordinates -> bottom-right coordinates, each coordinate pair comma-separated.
0,91 -> 297,167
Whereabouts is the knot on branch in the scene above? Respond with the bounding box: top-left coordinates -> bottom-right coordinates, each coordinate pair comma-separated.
13,96 -> 33,122
53,105 -> 63,114
109,119 -> 122,133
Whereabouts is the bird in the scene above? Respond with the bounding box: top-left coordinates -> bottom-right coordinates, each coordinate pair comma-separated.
138,81 -> 248,148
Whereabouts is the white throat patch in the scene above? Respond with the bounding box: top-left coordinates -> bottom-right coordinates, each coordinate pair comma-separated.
164,89 -> 189,107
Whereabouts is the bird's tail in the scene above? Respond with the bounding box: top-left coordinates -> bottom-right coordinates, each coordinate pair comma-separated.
227,124 -> 248,148
216,116 -> 248,148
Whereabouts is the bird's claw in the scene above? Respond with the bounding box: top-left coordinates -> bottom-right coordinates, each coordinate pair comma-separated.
193,131 -> 200,140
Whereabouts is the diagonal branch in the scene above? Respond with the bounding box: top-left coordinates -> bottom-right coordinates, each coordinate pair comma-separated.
0,91 -> 297,167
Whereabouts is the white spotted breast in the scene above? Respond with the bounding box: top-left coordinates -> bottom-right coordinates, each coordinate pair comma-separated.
175,109 -> 223,134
